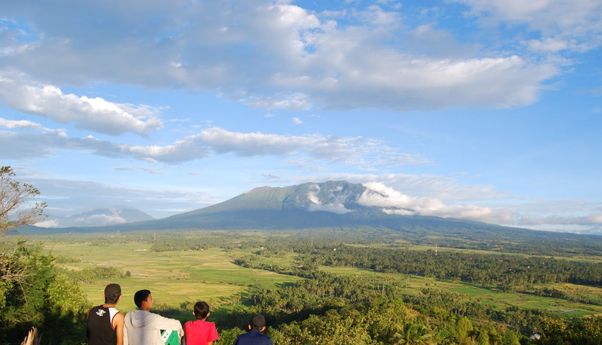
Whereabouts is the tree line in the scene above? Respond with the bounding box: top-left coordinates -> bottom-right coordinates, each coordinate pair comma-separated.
288,245 -> 602,290
232,256 -> 602,344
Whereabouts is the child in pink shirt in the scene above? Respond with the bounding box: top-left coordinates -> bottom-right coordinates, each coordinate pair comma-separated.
183,301 -> 219,345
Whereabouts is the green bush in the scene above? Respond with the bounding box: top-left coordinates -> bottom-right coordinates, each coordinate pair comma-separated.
67,265 -> 129,283
0,243 -> 88,344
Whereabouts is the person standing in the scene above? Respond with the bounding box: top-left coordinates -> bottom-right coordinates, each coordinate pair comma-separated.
183,301 -> 219,345
234,314 -> 273,345
87,283 -> 125,345
124,289 -> 184,345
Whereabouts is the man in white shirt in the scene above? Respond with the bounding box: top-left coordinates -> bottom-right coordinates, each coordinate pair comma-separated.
124,289 -> 183,345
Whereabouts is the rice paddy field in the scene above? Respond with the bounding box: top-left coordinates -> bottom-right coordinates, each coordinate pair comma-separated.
42,240 -> 299,312
18,231 -> 602,320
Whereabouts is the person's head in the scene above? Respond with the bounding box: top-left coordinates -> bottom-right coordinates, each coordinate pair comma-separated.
248,314 -> 266,333
193,301 -> 210,320
134,289 -> 152,311
104,283 -> 121,304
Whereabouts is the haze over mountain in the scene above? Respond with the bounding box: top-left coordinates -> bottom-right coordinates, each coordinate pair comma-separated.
37,208 -> 154,228
25,181 -> 598,244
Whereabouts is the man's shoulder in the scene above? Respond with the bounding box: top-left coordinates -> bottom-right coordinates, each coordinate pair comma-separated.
89,305 -> 105,312
124,309 -> 153,320
238,331 -> 271,339
185,319 -> 214,326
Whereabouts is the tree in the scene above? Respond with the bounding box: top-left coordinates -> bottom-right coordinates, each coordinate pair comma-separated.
456,316 -> 474,341
0,166 -> 46,235
1,244 -> 88,344
476,329 -> 490,345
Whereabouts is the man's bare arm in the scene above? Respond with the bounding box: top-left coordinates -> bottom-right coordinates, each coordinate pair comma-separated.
113,312 -> 125,345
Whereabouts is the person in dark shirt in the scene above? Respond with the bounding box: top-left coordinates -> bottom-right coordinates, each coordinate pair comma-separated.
234,314 -> 272,345
87,283 -> 125,345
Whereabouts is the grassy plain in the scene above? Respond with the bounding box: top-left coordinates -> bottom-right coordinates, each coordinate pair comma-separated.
42,240 -> 299,313
15,231 -> 602,320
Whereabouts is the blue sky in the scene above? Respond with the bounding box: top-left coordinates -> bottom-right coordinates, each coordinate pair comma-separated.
0,0 -> 601,232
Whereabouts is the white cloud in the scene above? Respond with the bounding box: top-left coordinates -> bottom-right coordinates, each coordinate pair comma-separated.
329,178 -> 602,232
589,214 -> 602,223
275,55 -> 556,110
197,127 -> 315,156
0,1 -> 559,111
457,0 -> 602,32
0,117 -> 42,129
314,172 -> 506,202
244,93 -> 312,111
34,219 -> 60,228
358,182 -> 501,222
524,38 -> 575,53
192,127 -> 426,167
502,211 -> 602,233
456,0 -> 602,51
301,184 -> 353,214
0,125 -> 425,168
0,72 -> 162,135
0,19 -> 36,57
292,117 -> 303,125
23,169 -> 602,233
359,182 -> 437,215
72,213 -> 127,226
26,177 -> 216,219
512,212 -> 602,227
114,166 -> 161,175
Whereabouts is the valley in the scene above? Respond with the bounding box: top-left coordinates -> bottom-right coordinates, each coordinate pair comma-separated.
10,228 -> 602,344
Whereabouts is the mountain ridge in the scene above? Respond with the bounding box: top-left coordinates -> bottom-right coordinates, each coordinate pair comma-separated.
18,181 -> 601,242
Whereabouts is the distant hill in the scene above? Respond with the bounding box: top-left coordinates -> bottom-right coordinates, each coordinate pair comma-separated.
16,181 -> 602,250
38,207 -> 154,228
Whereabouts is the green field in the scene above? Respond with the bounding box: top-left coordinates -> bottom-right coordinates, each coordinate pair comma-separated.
7,229 -> 602,344
321,266 -> 602,318
350,242 -> 602,263
20,232 -> 602,320
44,240 -> 299,312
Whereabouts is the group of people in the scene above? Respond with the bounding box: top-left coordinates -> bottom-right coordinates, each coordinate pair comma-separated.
87,283 -> 272,345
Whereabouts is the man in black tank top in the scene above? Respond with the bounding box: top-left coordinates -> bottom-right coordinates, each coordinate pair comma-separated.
87,283 -> 125,345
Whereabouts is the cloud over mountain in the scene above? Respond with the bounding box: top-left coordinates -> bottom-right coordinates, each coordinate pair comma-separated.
358,182 -> 506,223
37,207 -> 154,228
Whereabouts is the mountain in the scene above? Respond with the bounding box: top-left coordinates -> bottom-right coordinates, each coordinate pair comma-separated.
23,181 -> 523,236
19,181 -> 599,243
39,208 -> 154,228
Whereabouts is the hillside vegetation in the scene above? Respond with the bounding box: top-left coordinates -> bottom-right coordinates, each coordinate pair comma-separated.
3,229 -> 602,344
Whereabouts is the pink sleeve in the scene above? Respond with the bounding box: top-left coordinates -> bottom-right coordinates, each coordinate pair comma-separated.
209,323 -> 219,341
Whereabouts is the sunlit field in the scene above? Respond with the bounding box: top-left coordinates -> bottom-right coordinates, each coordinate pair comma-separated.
24,231 -> 602,319
43,239 -> 299,312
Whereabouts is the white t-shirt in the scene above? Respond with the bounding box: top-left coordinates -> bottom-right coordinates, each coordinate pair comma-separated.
124,310 -> 183,345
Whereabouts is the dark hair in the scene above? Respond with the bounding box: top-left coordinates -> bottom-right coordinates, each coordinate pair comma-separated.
134,289 -> 151,309
250,314 -> 266,330
104,283 -> 121,304
193,301 -> 210,319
